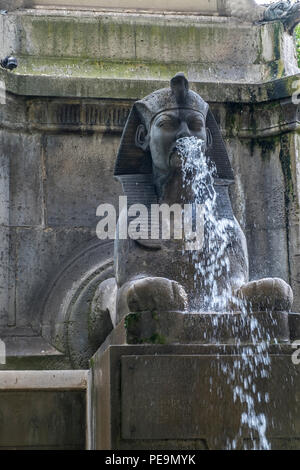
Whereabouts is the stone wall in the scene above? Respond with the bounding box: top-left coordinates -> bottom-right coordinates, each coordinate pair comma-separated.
0,0 -> 265,20
0,371 -> 87,449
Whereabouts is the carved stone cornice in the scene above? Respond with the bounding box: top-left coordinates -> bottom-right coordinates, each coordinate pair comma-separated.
26,99 -> 132,133
1,95 -> 298,140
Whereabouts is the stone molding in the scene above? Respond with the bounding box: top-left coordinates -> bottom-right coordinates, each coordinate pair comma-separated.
0,370 -> 88,389
1,93 -> 299,139
1,0 -> 264,20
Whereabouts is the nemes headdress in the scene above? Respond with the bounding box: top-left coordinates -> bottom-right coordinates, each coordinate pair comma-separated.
114,73 -> 234,210
115,73 -> 234,182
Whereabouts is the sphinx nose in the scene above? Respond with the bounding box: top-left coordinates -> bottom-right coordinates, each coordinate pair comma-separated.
176,122 -> 191,139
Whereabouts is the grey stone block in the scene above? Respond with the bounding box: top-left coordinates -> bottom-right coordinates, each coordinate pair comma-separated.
0,131 -> 43,226
0,227 -> 13,326
11,227 -> 97,328
118,311 -> 291,346
89,343 -> 300,450
0,390 -> 86,449
44,133 -> 122,227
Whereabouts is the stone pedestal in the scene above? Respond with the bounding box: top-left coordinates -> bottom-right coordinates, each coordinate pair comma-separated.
0,371 -> 88,449
88,312 -> 300,450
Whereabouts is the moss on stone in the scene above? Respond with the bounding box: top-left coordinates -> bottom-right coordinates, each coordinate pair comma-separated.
140,333 -> 166,345
273,22 -> 282,61
225,103 -> 243,136
151,311 -> 159,321
124,312 -> 142,331
248,134 -> 280,159
259,136 -> 279,161
279,133 -> 294,206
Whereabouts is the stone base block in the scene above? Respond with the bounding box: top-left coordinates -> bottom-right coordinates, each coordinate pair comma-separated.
89,337 -> 300,450
117,311 -> 292,345
0,371 -> 88,449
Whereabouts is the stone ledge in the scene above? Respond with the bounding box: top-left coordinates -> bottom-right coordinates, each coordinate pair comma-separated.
2,69 -> 300,103
0,370 -> 88,389
5,1 -> 263,18
1,8 -> 296,83
1,93 -> 299,139
110,311 -> 293,346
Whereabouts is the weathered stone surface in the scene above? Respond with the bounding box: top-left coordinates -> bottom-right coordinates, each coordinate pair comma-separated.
0,227 -> 11,326
89,342 -> 300,450
0,370 -> 88,389
0,390 -> 86,448
121,353 -> 300,447
289,312 -> 300,340
237,278 -> 293,312
0,131 -> 43,226
283,132 -> 300,312
2,0 -> 267,22
119,310 -> 291,345
44,133 -> 121,227
0,370 -> 87,448
228,136 -> 290,283
3,68 -> 300,102
0,9 -> 297,89
10,227 -> 96,328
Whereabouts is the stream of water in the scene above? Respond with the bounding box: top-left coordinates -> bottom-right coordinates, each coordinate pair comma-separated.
177,136 -> 272,450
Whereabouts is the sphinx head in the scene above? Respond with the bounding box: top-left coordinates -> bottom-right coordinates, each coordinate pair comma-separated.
134,74 -> 211,174
114,74 -> 234,185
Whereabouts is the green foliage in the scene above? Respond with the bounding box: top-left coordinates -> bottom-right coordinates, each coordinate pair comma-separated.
296,24 -> 300,67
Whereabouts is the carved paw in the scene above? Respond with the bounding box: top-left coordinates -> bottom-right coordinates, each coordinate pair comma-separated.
125,277 -> 188,313
236,277 -> 293,312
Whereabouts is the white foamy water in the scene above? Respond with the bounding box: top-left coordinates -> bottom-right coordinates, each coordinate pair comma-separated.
177,136 -> 272,450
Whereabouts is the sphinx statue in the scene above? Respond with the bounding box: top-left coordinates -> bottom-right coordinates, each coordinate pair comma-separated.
92,74 -> 293,330
263,1 -> 300,33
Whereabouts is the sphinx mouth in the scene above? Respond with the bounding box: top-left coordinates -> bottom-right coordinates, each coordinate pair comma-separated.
170,154 -> 182,167
169,148 -> 182,168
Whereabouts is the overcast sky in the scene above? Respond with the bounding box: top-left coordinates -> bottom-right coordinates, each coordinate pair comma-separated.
256,0 -> 296,3
255,0 -> 278,3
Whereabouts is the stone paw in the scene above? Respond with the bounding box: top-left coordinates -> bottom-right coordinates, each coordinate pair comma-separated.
126,277 -> 188,313
236,277 -> 293,312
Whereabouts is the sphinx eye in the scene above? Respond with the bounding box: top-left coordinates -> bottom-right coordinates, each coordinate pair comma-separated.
156,118 -> 178,129
188,119 -> 204,131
